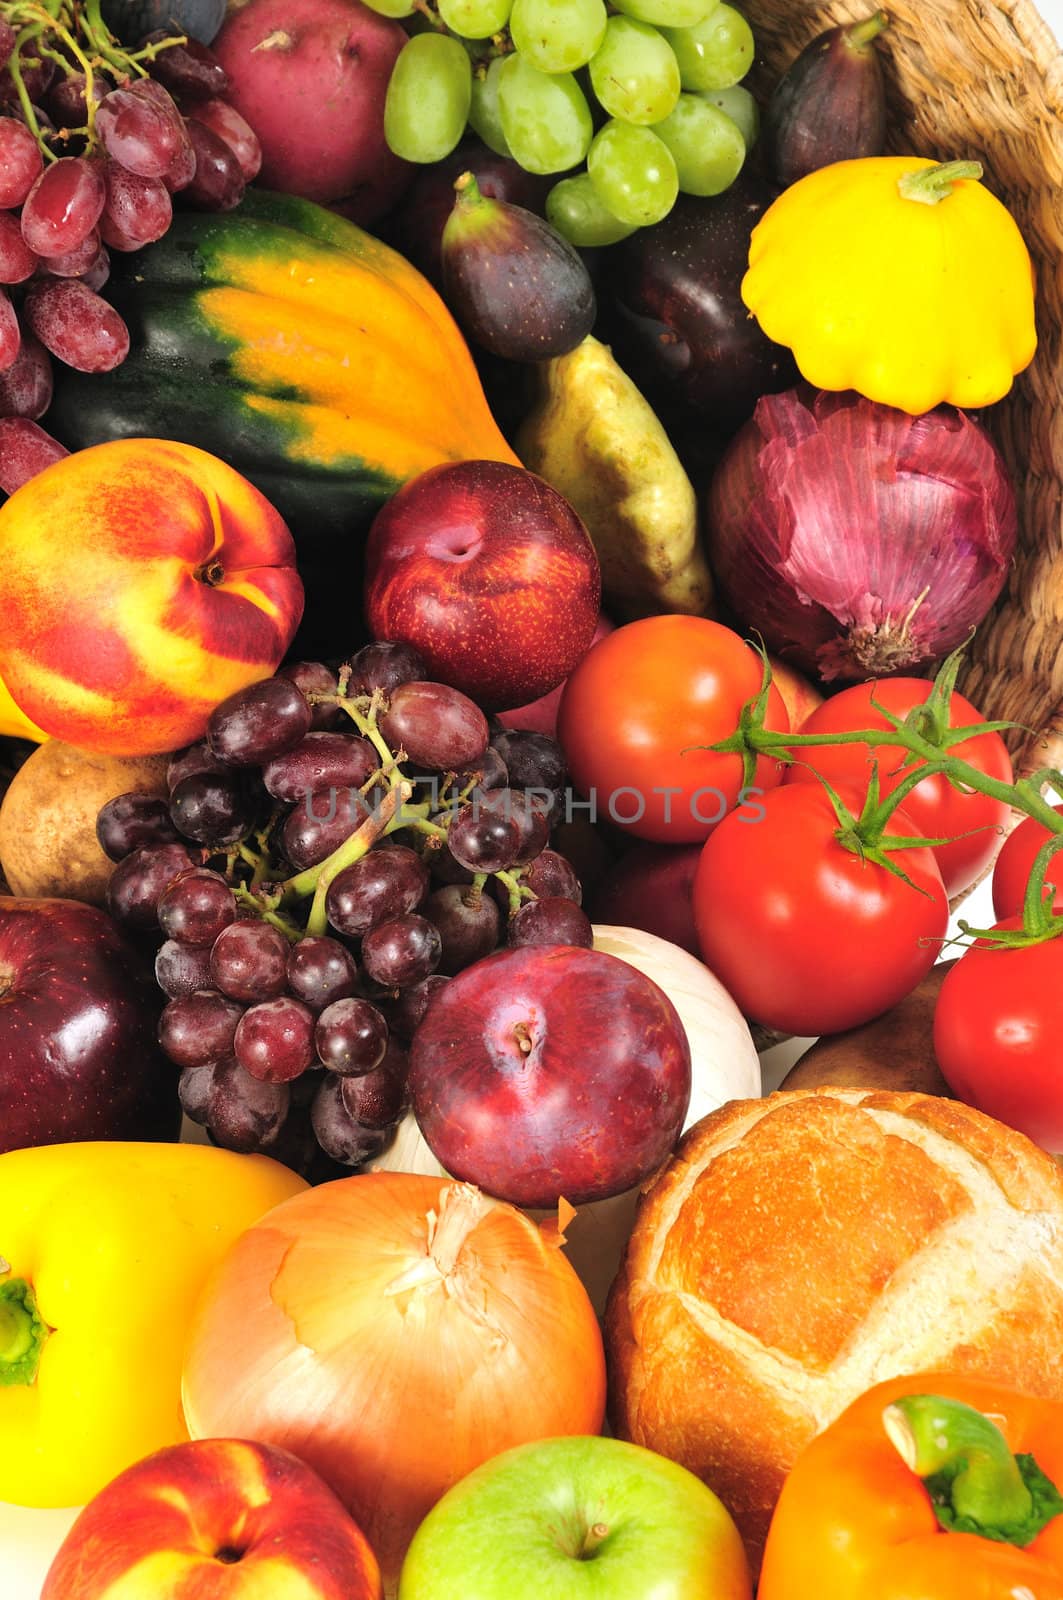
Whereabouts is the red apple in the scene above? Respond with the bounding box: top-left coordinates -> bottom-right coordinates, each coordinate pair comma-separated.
498,613 -> 615,737
0,898 -> 179,1153
407,943 -> 691,1207
363,460 -> 601,712
41,1437 -> 382,1599
587,842 -> 703,956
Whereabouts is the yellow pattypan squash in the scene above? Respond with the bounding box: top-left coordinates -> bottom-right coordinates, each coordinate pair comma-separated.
741,156 -> 1037,415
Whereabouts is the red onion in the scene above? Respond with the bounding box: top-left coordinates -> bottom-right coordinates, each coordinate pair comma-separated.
705,386 -> 1018,681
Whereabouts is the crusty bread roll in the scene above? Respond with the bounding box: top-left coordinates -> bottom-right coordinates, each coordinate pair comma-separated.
605,1088 -> 1063,1571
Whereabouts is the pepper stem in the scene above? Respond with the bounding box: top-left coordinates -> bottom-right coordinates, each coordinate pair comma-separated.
846,10 -> 889,50
882,1395 -> 1063,1545
898,160 -> 984,205
0,1278 -> 49,1387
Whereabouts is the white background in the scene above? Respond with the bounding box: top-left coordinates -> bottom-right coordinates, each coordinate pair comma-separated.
3,1 -> 1062,1588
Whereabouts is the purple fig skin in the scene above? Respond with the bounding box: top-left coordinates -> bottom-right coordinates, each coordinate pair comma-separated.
763,12 -> 889,188
441,172 -> 596,364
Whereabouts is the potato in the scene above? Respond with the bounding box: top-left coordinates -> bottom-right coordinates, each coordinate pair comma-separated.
780,961 -> 955,1096
0,741 -> 170,905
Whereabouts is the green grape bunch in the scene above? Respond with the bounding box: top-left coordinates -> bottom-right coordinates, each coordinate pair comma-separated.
376,0 -> 759,245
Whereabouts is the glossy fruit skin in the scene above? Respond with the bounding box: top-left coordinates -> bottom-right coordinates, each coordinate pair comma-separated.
781,678 -> 1014,898
598,179 -> 799,435
408,943 -> 691,1207
992,804 -> 1063,919
557,615 -> 789,844
0,436 -> 301,755
441,179 -> 596,363
41,1437 -> 382,1599
0,898 -> 179,1153
694,784 -> 949,1036
761,18 -> 886,188
45,190 -> 519,651
588,841 -> 703,955
364,460 -> 600,712
934,922 -> 1063,1151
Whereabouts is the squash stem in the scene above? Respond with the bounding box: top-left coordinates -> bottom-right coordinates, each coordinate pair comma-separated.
898,160 -> 984,204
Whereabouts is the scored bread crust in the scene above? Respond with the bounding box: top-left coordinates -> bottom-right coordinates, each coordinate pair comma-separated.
604,1088 -> 1063,1569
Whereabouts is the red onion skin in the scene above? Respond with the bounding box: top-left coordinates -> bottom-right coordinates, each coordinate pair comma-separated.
705,387 -> 1018,682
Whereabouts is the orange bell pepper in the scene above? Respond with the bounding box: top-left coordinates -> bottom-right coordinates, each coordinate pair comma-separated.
758,1373 -> 1063,1599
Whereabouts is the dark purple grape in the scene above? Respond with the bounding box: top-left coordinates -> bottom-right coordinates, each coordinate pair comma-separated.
445,800 -> 521,874
102,0 -> 227,47
346,640 -> 427,698
325,846 -> 429,938
234,997 -> 316,1083
96,791 -> 180,861
167,739 -> 227,791
184,116 -> 244,209
452,743 -> 508,795
361,913 -> 441,989
380,681 -> 489,771
106,842 -> 197,931
169,771 -> 252,846
339,1040 -> 407,1128
157,867 -> 236,946
207,676 -> 313,767
139,31 -> 230,99
286,935 -> 359,1010
491,728 -> 565,786
314,996 -> 388,1076
508,896 -> 593,948
426,837 -> 475,887
376,974 -> 449,1043
266,1099 -> 347,1183
187,98 -> 261,181
281,787 -> 372,871
507,790 -> 551,864
207,1057 -> 289,1152
156,938 -> 214,998
178,1060 -> 217,1124
310,1073 -> 389,1166
263,731 -> 377,804
522,848 -> 582,903
159,988 -> 244,1068
277,660 -> 343,730
47,71 -> 106,128
423,883 -> 500,975
210,920 -> 289,1002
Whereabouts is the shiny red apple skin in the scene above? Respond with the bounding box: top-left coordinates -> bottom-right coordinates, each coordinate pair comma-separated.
41,1437 -> 383,1599
363,460 -> 601,712
587,842 -> 703,956
498,613 -> 615,737
407,944 -> 691,1207
0,898 -> 179,1153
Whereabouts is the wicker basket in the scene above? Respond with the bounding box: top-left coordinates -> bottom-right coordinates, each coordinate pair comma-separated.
742,0 -> 1063,780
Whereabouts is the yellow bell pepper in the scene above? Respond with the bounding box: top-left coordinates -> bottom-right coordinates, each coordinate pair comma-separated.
0,671 -> 45,743
0,1140 -> 306,1507
741,156 -> 1037,415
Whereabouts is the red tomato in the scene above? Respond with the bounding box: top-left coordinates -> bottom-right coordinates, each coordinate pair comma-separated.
992,805 -> 1063,920
934,924 -> 1063,1151
556,615 -> 789,845
693,783 -> 948,1036
781,678 -> 1013,898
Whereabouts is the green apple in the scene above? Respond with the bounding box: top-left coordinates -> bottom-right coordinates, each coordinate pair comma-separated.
397,1434 -> 752,1599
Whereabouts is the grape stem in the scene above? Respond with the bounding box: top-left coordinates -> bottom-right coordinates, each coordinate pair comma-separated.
285,780 -> 413,938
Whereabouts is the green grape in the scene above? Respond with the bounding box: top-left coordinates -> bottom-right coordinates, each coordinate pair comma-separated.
664,6 -> 755,91
498,55 -> 594,174
384,34 -> 472,163
546,173 -> 638,246
586,119 -> 678,227
469,58 -> 511,155
509,0 -> 608,73
358,0 -> 416,15
653,93 -> 744,195
611,0 -> 718,28
439,0 -> 512,38
699,83 -> 758,146
588,17 -> 681,126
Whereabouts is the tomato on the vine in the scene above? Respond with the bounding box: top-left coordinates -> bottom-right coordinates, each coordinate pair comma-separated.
991,805 -> 1063,920
934,923 -> 1063,1151
693,783 -> 948,1036
556,615 -> 789,845
781,678 -> 1013,898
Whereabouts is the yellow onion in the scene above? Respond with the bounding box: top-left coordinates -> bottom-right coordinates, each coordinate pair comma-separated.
181,1173 -> 606,1594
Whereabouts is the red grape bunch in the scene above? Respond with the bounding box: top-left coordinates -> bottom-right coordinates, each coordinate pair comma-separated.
0,9 -> 261,492
96,640 -> 592,1180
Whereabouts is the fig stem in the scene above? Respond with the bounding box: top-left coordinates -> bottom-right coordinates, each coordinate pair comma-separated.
454,170 -> 483,206
898,160 -> 984,204
846,9 -> 889,50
